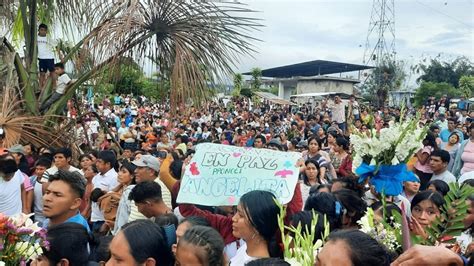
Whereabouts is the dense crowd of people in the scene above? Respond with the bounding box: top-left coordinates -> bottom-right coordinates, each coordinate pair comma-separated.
1,91 -> 474,265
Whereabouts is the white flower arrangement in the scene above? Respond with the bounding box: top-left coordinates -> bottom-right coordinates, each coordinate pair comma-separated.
357,207 -> 401,252
350,117 -> 427,172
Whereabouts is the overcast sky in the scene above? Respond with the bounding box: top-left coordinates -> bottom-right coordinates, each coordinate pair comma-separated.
234,0 -> 473,79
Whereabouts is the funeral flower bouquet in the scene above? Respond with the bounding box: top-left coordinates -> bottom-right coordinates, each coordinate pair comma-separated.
0,213 -> 48,265
350,116 -> 427,195
357,207 -> 402,253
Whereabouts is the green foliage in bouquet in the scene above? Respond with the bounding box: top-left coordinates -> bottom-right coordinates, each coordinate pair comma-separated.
358,205 -> 405,254
414,183 -> 474,246
350,106 -> 428,171
275,200 -> 330,266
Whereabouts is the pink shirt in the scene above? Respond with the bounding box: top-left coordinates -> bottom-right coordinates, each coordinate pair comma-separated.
414,146 -> 433,174
461,141 -> 474,174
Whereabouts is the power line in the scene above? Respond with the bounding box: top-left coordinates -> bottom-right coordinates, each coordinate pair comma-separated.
414,0 -> 473,28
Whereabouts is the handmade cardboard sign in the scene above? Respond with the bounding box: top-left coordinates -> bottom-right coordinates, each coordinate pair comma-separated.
176,143 -> 301,206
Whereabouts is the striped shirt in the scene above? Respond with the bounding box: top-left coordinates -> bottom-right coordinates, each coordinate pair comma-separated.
127,177 -> 172,223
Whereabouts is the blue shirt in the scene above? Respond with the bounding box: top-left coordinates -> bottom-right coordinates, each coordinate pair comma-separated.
440,129 -> 463,143
114,96 -> 121,105
43,213 -> 91,233
246,138 -> 255,147
125,115 -> 133,126
114,116 -> 121,129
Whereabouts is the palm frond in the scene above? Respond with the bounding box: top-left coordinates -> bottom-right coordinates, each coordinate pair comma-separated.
0,44 -> 66,148
82,0 -> 262,109
0,85 -> 65,148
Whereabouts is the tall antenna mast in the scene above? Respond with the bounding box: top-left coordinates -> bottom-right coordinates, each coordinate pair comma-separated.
362,0 -> 396,107
363,0 -> 396,66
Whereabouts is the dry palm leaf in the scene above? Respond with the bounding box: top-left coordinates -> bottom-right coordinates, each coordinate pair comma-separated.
0,84 -> 65,149
82,0 -> 261,110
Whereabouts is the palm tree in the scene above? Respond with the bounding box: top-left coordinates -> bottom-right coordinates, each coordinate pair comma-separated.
0,0 -> 260,146
0,54 -> 65,149
1,0 -> 260,115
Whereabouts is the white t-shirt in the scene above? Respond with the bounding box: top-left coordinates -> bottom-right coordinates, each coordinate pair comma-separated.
33,179 -> 46,225
458,171 -> 474,185
89,120 -> 100,134
56,73 -> 71,94
0,172 -> 23,216
91,169 -> 119,222
330,101 -> 347,123
300,181 -> 312,210
118,127 -> 130,139
229,243 -> 257,265
103,108 -> 112,118
224,239 -> 245,259
41,165 -> 82,182
351,101 -> 360,115
37,35 -> 55,59
431,170 -> 456,184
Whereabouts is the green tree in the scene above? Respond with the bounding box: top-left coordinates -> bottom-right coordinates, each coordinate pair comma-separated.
144,72 -> 171,103
360,59 -> 407,108
459,75 -> 474,98
232,73 -> 243,97
414,82 -> 461,106
250,67 -> 262,91
413,56 -> 474,88
1,1 -> 260,117
268,86 -> 279,95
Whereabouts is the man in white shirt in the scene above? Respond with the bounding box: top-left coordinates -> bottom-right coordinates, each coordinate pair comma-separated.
40,63 -> 71,113
127,155 -> 172,223
37,23 -> 56,89
0,156 -> 24,216
117,121 -> 130,140
88,117 -> 100,142
30,158 -> 52,226
324,95 -> 347,133
430,150 -> 456,184
349,94 -> 360,120
41,147 -> 82,182
91,150 -> 119,233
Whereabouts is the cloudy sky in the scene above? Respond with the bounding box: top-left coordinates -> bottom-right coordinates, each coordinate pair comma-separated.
234,0 -> 473,80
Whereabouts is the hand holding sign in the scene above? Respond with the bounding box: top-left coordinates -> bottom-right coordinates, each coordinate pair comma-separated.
176,143 -> 301,206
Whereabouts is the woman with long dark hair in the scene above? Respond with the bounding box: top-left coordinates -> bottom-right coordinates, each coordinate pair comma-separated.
316,229 -> 391,266
112,162 -> 137,235
410,191 -> 445,238
302,136 -> 331,182
107,220 -> 174,265
300,159 -> 320,206
330,137 -> 352,178
178,190 -> 283,264
230,190 -> 281,264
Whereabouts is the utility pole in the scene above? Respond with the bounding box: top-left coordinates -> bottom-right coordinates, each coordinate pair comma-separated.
363,0 -> 396,108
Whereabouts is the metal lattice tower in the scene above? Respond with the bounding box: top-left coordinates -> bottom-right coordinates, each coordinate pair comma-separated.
363,0 -> 396,67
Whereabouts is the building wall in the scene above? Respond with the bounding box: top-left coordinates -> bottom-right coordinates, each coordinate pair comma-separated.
388,92 -> 414,107
296,80 -> 355,95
